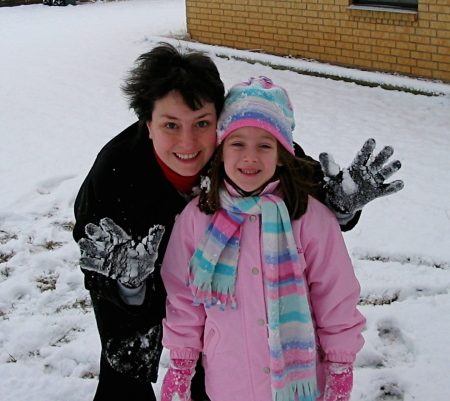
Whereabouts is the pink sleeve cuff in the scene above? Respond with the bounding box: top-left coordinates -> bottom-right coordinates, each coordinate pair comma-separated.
169,348 -> 200,361
325,352 -> 356,363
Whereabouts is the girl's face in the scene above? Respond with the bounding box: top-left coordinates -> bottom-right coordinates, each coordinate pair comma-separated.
222,127 -> 281,193
147,91 -> 217,177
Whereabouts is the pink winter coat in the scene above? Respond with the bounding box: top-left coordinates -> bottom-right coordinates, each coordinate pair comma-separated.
161,186 -> 365,401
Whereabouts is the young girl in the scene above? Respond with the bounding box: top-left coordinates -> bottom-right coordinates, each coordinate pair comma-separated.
160,77 -> 366,401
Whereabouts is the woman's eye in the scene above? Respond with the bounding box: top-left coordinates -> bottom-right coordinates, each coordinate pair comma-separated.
165,122 -> 178,129
197,120 -> 209,128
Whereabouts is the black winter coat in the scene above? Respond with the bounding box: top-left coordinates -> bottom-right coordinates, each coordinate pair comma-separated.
73,121 -> 189,383
73,121 -> 360,383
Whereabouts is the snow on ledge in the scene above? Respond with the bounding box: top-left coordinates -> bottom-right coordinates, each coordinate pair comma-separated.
347,4 -> 418,15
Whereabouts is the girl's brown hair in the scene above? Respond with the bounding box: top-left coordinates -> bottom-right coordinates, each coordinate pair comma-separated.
198,142 -> 318,220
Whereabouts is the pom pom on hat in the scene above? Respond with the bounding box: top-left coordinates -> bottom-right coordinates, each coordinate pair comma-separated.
217,76 -> 295,155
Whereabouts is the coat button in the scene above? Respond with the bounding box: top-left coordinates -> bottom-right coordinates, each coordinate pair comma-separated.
249,215 -> 257,222
252,268 -> 259,275
263,367 -> 271,374
257,318 -> 265,326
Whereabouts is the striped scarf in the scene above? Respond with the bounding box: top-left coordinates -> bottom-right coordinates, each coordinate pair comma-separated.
188,189 -> 320,401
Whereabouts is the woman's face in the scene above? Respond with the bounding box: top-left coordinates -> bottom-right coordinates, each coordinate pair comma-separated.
147,91 -> 217,177
222,126 -> 281,193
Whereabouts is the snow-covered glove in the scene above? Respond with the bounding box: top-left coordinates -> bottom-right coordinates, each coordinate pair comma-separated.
161,359 -> 196,401
319,138 -> 404,215
323,362 -> 353,401
78,217 -> 165,288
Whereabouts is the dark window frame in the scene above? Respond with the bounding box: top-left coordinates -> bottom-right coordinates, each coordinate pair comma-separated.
353,0 -> 418,10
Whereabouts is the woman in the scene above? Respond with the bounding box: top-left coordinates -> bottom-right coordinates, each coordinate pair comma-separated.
73,43 -> 224,401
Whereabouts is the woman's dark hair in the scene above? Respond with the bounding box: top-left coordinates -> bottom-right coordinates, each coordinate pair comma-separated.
198,142 -> 318,220
121,43 -> 225,122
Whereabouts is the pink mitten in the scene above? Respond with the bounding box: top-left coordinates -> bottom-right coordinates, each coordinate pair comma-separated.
161,359 -> 196,401
323,362 -> 353,401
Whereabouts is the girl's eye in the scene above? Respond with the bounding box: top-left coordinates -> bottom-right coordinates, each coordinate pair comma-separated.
260,144 -> 272,149
231,142 -> 244,147
197,120 -> 209,128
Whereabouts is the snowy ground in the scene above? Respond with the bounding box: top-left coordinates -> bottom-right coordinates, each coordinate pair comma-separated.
1,1 -> 450,400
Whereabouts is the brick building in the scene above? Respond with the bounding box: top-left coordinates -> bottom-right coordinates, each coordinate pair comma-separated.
185,0 -> 450,82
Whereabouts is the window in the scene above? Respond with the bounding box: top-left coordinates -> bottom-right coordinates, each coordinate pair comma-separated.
353,0 -> 418,10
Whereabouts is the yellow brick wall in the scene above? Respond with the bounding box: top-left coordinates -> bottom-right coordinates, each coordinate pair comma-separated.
186,0 -> 450,81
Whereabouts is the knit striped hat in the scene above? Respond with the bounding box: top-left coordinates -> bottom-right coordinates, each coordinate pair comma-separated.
217,76 -> 295,155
